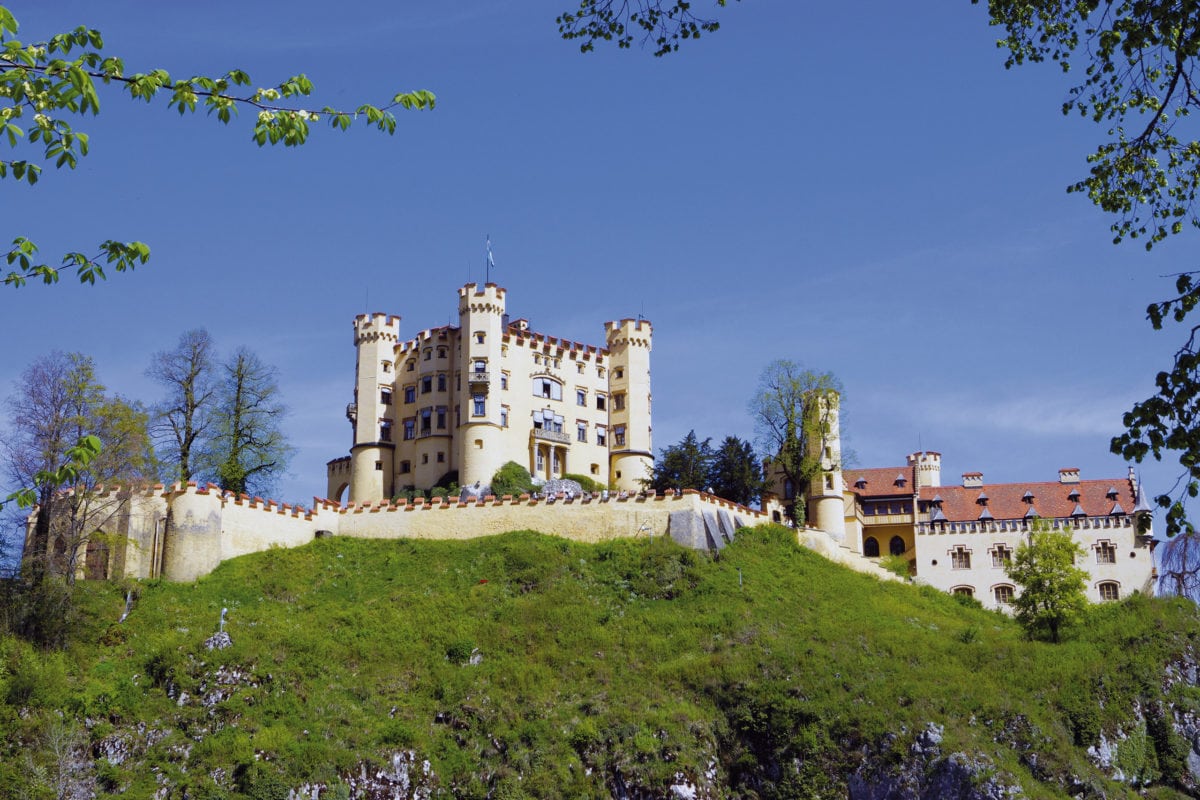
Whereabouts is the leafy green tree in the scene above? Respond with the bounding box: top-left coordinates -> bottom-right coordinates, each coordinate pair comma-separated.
648,430 -> 714,494
707,435 -> 764,506
1006,519 -> 1089,643
147,329 -> 217,485
983,3 -> 1200,546
558,0 -> 739,57
207,348 -> 290,497
750,360 -> 841,525
490,461 -> 536,497
0,4 -> 434,289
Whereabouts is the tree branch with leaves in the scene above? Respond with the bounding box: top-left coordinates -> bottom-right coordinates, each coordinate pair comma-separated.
0,4 -> 434,288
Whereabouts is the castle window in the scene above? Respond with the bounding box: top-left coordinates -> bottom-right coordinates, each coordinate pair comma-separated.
536,450 -> 545,472
614,425 -> 626,447
597,366 -> 606,379
500,406 -> 509,427
406,360 -> 415,372
613,393 -> 626,411
993,585 -> 1014,605
577,362 -> 585,374
1098,581 -> 1120,601
437,374 -> 447,392
784,479 -> 795,499
404,386 -> 416,404
437,347 -> 447,359
596,426 -> 607,447
951,546 -> 971,570
475,332 -> 485,344
1096,541 -> 1116,564
422,376 -> 432,394
473,394 -> 486,416
889,536 -> 905,556
825,474 -> 834,490
501,372 -> 509,390
423,348 -> 432,361
399,460 -> 411,474
473,360 -> 486,375
382,361 -> 392,373
552,451 -> 561,475
533,377 -> 562,401
590,463 -> 600,475
577,388 -> 587,406
436,407 -> 447,430
614,368 -> 624,379
422,454 -> 429,464
380,388 -> 392,405
420,408 -> 432,435
991,544 -> 1013,567
437,451 -> 445,463
577,422 -> 587,443
403,419 -> 415,440
375,461 -> 383,471
380,421 -> 393,442
863,537 -> 880,557
596,393 -> 607,411
952,586 -> 974,598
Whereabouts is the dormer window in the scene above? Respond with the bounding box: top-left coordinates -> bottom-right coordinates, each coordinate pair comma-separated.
1105,486 -> 1119,500
976,492 -> 988,505
1068,488 -> 1081,501
854,477 -> 867,489
894,473 -> 907,488
1022,490 -> 1035,503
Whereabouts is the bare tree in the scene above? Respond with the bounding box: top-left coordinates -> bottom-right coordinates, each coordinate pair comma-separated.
147,328 -> 217,485
1,352 -> 154,584
208,347 -> 292,496
750,360 -> 841,525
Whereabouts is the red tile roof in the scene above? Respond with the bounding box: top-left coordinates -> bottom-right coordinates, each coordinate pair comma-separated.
917,479 -> 1134,522
847,465 -> 916,496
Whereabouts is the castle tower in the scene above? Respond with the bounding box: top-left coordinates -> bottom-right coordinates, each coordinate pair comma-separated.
347,313 -> 401,503
907,451 -> 942,489
456,283 -> 508,487
604,318 -> 653,491
805,392 -> 846,543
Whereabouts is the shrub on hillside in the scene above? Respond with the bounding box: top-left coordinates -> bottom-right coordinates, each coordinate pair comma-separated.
562,473 -> 603,493
491,462 -> 536,497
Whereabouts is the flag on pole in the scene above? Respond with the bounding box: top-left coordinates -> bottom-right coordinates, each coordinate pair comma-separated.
486,236 -> 495,270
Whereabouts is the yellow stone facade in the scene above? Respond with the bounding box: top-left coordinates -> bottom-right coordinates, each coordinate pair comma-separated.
327,283 -> 653,503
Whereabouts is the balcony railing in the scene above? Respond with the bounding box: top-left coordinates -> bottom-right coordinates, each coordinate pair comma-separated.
469,371 -> 490,384
533,428 -> 571,444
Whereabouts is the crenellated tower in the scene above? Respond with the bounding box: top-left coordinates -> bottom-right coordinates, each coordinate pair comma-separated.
806,392 -> 846,543
457,283 -> 508,487
347,313 -> 401,502
907,450 -> 942,489
604,318 -> 653,491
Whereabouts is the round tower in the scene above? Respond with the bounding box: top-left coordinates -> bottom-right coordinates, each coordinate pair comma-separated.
604,318 -> 653,491
805,392 -> 846,543
907,450 -> 942,489
348,312 -> 401,503
456,283 -> 508,488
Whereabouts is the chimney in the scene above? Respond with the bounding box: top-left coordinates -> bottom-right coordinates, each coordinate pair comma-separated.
962,472 -> 983,489
1058,468 -> 1080,484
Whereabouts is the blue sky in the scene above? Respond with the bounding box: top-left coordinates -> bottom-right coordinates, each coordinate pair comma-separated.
1,2 -> 1191,519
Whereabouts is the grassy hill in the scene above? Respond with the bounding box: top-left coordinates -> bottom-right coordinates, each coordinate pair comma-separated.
1,525 -> 1198,799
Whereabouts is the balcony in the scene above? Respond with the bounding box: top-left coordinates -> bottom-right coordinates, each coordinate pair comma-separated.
533,428 -> 571,444
345,402 -> 357,422
468,372 -> 490,386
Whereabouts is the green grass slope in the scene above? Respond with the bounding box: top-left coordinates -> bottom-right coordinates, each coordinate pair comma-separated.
1,525 -> 1198,799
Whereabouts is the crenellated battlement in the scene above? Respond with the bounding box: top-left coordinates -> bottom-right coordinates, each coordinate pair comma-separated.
604,318 -> 653,348
458,282 -> 506,315
354,312 -> 401,345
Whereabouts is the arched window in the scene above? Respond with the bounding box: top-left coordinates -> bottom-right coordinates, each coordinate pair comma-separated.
889,536 -> 906,556
993,585 -> 1015,605
863,537 -> 880,557
532,377 -> 562,401
1098,581 -> 1120,601
952,586 -> 974,598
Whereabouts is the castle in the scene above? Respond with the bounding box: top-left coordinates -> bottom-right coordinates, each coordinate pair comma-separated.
326,283 -> 653,503
26,281 -> 1160,606
764,428 -> 1158,610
